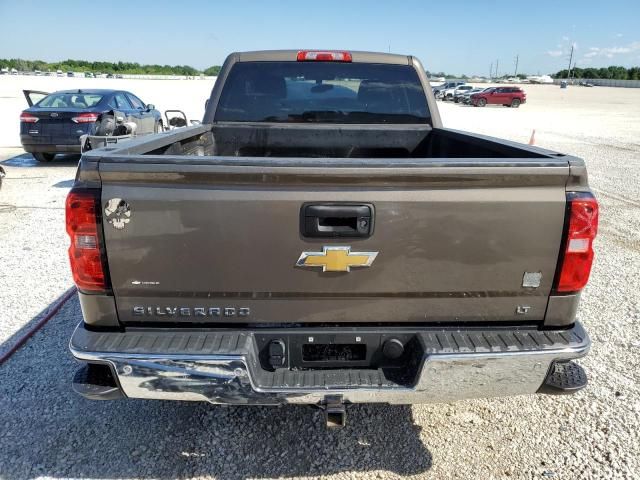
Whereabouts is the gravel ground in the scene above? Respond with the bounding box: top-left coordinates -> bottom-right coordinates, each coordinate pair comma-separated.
1,84 -> 639,479
0,149 -> 77,357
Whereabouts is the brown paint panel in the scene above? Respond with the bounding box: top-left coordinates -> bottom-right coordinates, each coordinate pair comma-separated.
101,163 -> 567,325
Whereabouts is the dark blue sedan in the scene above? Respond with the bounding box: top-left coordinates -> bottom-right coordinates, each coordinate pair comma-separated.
20,89 -> 162,162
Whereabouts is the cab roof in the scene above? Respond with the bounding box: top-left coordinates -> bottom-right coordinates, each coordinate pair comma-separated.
235,50 -> 412,65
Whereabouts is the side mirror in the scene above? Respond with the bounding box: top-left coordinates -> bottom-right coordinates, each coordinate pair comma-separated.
146,103 -> 156,111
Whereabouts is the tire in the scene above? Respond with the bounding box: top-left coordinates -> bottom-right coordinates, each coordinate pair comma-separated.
477,98 -> 487,107
95,115 -> 115,136
33,152 -> 56,162
511,98 -> 521,108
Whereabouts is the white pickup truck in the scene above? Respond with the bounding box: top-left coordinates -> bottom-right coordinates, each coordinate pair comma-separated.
442,84 -> 475,101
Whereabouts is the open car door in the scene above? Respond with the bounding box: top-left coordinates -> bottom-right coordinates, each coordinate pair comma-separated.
23,90 -> 49,107
164,110 -> 201,130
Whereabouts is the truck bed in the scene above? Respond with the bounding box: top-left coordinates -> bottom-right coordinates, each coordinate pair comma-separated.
99,123 -> 552,159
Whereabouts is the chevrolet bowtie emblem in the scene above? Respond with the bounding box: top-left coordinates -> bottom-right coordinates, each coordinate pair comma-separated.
296,246 -> 378,272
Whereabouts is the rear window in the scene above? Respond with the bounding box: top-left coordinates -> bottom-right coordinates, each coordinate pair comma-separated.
37,93 -> 103,108
215,62 -> 430,124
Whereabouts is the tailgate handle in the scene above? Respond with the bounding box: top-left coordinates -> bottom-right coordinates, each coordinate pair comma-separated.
301,204 -> 373,238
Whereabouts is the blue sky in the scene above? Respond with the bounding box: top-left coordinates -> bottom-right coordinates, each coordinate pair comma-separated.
1,0 -> 639,75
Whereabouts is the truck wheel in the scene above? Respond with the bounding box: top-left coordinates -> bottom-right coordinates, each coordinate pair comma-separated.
511,98 -> 521,108
95,115 -> 115,136
477,98 -> 487,107
33,152 -> 56,162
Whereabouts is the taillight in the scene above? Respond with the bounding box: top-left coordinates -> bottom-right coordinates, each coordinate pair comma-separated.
65,189 -> 107,292
297,50 -> 352,62
554,193 -> 599,293
72,112 -> 99,123
20,112 -> 38,123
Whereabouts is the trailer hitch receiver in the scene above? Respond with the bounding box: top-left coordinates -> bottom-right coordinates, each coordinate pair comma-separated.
323,395 -> 346,428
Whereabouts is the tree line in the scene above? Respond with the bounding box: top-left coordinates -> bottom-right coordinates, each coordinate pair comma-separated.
553,66 -> 640,80
0,58 -> 223,76
3,57 -> 637,80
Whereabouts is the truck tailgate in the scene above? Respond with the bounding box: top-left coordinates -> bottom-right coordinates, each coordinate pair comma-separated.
98,158 -> 569,325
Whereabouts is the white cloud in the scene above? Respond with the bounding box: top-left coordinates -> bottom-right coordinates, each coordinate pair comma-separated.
547,38 -> 578,58
583,41 -> 640,59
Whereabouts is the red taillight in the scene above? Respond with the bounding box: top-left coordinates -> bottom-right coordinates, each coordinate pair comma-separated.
20,112 -> 38,123
65,190 -> 107,292
297,50 -> 352,62
72,112 -> 99,123
555,193 -> 599,293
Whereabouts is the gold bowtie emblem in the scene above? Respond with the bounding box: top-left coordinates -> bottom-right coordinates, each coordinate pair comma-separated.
296,246 -> 378,272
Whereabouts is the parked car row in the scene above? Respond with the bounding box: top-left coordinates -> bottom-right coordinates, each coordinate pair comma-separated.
433,82 -> 526,108
0,69 -> 124,78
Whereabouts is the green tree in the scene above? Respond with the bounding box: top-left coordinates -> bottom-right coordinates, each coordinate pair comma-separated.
204,65 -> 222,76
0,58 -> 210,75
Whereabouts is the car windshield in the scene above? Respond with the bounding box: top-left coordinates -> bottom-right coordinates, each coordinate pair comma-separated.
36,93 -> 103,108
215,61 -> 430,124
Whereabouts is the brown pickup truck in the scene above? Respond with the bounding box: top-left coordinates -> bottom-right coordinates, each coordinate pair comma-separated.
67,50 -> 598,427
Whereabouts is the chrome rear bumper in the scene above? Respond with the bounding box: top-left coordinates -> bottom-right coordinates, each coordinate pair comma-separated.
70,323 -> 590,405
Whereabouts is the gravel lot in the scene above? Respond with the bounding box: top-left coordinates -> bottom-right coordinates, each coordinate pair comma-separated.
0,79 -> 639,479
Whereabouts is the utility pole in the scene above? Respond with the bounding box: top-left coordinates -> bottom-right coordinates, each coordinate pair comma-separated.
567,44 -> 574,80
514,54 -> 519,77
490,62 -> 493,80
495,59 -> 499,79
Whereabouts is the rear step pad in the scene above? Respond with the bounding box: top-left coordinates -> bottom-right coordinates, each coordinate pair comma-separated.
537,361 -> 588,395
72,363 -> 124,400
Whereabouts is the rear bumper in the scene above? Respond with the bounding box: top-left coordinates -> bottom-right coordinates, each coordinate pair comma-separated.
70,322 -> 590,405
20,141 -> 81,153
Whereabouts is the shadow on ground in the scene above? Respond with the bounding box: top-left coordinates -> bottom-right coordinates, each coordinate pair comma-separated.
0,293 -> 432,479
0,289 -> 73,359
0,152 -> 80,167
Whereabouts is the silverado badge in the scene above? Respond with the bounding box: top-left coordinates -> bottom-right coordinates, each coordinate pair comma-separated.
296,246 -> 378,273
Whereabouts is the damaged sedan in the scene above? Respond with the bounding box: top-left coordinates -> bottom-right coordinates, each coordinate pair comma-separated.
20,89 -> 162,162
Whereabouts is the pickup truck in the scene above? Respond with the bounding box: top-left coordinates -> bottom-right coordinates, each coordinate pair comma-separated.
67,50 -> 598,428
432,80 -> 465,97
